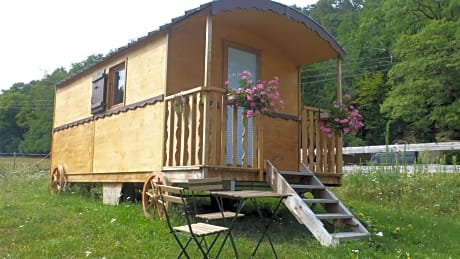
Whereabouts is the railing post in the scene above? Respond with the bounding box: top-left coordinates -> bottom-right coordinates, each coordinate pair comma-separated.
257,115 -> 264,181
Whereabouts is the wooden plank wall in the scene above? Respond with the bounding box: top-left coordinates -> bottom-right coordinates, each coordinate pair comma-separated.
92,105 -> 164,173
51,122 -> 94,174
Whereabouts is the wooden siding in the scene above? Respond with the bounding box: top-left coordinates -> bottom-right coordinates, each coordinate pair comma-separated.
53,33 -> 168,127
262,116 -> 299,171
51,122 -> 94,175
93,104 -> 164,174
124,35 -> 168,104
166,11 -> 207,95
54,76 -> 92,126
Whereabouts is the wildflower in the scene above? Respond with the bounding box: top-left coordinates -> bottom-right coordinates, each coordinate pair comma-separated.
352,249 -> 359,254
407,224 -> 413,230
395,227 -> 401,233
110,218 -> 117,223
376,231 -> 383,237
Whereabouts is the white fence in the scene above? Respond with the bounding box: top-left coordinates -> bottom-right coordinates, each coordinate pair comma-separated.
343,164 -> 460,174
343,142 -> 460,154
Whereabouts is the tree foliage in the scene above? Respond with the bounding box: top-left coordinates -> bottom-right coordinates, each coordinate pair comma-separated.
0,55 -> 102,153
302,0 -> 459,145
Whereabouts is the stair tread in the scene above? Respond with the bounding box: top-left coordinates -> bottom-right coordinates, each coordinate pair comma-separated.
303,198 -> 338,204
315,213 -> 352,219
265,162 -> 369,246
280,170 -> 313,176
291,184 -> 325,189
332,232 -> 369,240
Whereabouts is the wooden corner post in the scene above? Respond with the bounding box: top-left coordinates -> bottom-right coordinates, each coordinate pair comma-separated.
202,12 -> 213,165
336,57 -> 343,174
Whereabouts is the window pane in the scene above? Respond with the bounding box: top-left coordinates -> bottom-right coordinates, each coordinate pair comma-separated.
113,68 -> 125,105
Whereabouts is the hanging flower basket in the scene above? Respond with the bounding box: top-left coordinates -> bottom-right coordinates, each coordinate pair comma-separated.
225,70 -> 284,118
320,93 -> 364,138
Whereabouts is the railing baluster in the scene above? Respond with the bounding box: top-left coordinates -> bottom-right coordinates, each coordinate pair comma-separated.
315,114 -> 323,173
241,115 -> 248,168
232,106 -> 238,166
252,114 -> 259,168
190,94 -> 197,165
163,100 -> 171,166
196,93 -> 203,165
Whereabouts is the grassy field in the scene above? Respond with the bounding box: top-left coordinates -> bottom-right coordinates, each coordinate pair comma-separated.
1,160 -> 459,258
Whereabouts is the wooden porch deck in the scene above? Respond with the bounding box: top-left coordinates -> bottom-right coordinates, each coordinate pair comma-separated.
162,87 -> 343,185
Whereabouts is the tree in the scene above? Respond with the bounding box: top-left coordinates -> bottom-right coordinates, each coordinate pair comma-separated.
16,68 -> 68,153
0,83 -> 29,152
382,18 -> 460,141
0,54 -> 104,153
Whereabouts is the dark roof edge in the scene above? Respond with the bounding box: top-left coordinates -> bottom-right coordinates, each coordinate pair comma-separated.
55,0 -> 344,88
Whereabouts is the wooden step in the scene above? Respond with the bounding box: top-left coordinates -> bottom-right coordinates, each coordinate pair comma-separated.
303,198 -> 338,204
280,170 -> 313,176
291,184 -> 325,190
315,213 -> 352,220
265,161 -> 369,246
332,232 -> 369,241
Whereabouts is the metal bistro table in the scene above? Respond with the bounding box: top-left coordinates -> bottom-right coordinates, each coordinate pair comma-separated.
210,190 -> 290,258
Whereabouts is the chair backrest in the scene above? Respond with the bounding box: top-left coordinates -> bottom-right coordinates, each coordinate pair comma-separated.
188,177 -> 224,192
158,185 -> 193,231
188,177 -> 225,215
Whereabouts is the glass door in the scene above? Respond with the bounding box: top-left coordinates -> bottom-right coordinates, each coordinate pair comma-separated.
226,47 -> 258,166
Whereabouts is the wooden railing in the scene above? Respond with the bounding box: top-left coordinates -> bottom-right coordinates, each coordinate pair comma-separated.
163,86 -> 261,171
301,106 -> 343,174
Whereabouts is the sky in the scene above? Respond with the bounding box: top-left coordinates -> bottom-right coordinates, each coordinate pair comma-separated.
0,0 -> 317,92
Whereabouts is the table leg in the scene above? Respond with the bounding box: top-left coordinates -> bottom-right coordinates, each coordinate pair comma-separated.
250,197 -> 285,259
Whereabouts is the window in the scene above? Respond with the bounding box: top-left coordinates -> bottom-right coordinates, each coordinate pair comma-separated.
108,62 -> 126,108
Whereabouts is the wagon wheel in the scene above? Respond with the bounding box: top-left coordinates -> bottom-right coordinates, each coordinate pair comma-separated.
142,172 -> 169,219
50,164 -> 67,195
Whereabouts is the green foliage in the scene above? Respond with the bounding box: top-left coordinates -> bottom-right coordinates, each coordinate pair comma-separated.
0,54 -> 104,153
383,18 -> 460,141
303,0 -> 460,144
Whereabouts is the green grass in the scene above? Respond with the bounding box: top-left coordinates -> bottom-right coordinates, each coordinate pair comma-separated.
0,156 -> 50,174
1,163 -> 459,258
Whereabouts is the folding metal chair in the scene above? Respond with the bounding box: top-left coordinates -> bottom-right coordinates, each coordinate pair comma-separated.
188,177 -> 244,222
158,185 -> 239,259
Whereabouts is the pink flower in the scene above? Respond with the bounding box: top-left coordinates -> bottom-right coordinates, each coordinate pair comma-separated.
226,71 -> 283,119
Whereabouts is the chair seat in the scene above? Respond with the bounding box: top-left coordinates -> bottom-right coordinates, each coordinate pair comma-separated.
174,222 -> 229,237
195,211 -> 245,221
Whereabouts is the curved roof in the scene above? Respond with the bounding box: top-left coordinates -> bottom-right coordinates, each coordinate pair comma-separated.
209,0 -> 345,58
56,0 -> 344,87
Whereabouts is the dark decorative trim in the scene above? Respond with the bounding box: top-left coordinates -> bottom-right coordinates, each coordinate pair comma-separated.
55,0 -> 344,88
53,94 -> 164,132
266,111 -> 299,121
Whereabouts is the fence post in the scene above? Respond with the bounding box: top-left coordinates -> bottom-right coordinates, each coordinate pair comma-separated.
13,152 -> 16,172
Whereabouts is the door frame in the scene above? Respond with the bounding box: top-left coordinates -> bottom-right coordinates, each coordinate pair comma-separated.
222,42 -> 261,166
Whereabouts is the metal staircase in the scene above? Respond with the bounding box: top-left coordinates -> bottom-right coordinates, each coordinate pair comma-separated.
265,160 -> 369,246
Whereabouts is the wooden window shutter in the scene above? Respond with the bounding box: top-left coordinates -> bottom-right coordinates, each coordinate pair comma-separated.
91,70 -> 106,114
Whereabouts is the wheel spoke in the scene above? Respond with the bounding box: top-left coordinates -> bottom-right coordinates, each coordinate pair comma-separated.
142,172 -> 169,218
